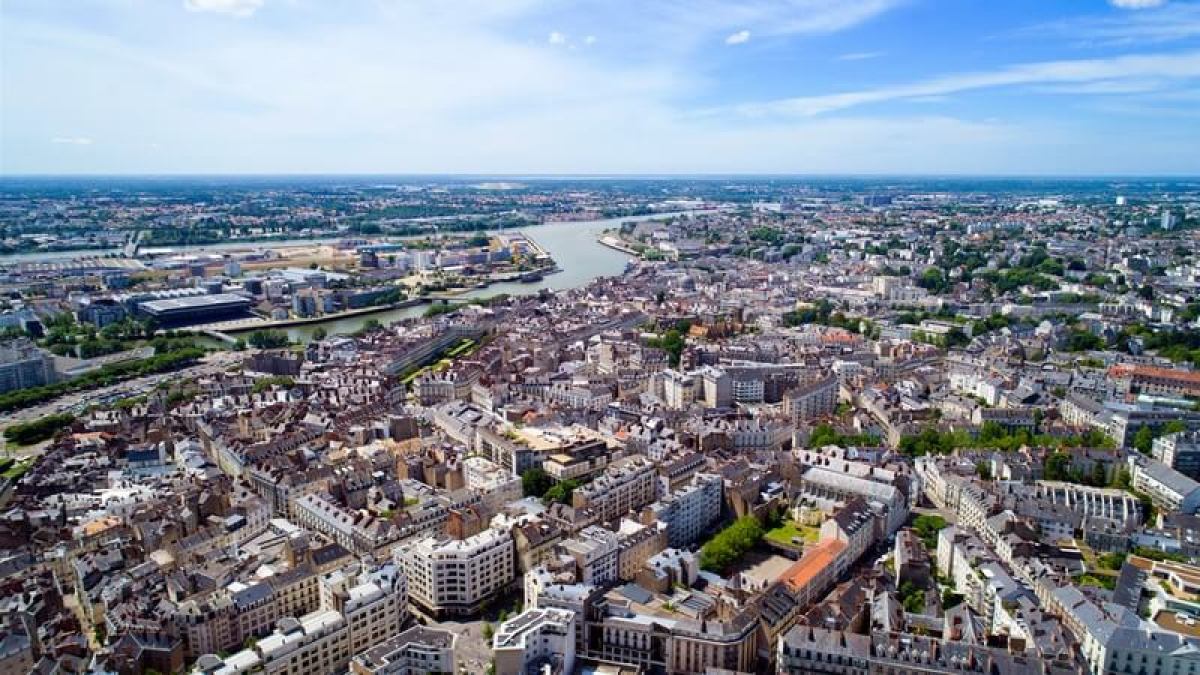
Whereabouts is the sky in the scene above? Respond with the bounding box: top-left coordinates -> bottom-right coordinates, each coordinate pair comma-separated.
2,0 -> 1200,175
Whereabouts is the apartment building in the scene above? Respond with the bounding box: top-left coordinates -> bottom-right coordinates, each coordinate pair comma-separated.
397,527 -> 515,617
646,472 -> 723,548
572,455 -> 657,523
560,526 -> 620,585
349,626 -> 457,675
195,564 -> 408,675
291,492 -> 400,559
1153,430 -> 1200,479
782,374 -> 839,423
493,608 -> 576,675
1130,456 -> 1200,514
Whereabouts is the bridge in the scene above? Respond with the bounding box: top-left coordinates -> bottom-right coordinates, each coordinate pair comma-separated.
200,329 -> 240,345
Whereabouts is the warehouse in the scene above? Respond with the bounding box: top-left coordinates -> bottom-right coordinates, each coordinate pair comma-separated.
137,293 -> 252,326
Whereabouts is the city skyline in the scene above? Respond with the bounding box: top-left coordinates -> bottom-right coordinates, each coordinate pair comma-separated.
3,0 -> 1200,176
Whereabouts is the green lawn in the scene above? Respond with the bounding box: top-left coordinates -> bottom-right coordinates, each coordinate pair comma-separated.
2,459 -> 32,481
765,521 -> 819,547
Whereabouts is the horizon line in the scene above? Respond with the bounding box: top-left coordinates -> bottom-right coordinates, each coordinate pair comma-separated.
2,172 -> 1199,181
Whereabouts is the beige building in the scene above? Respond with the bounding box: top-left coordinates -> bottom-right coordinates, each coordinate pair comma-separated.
396,527 -> 514,617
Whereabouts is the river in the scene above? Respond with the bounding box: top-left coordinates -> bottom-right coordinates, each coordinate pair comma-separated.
6,211 -> 697,343
253,212 -> 688,342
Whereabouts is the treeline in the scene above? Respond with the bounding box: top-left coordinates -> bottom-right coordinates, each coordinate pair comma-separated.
783,299 -> 875,337
4,413 -> 76,445
897,423 -> 1113,457
0,347 -> 205,413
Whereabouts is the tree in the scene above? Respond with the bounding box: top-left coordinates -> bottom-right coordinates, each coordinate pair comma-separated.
700,516 -> 764,573
311,327 -> 328,341
247,330 -> 290,349
543,479 -> 580,505
521,468 -> 552,497
1132,426 -> 1156,455
1163,420 -> 1188,436
1044,452 -> 1072,481
1110,467 -> 1133,490
4,413 -> 76,445
911,515 -> 946,550
917,268 -> 948,293
975,461 -> 992,481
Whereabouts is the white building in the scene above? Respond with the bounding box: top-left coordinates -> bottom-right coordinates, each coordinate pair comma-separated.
493,608 -> 577,675
782,375 -> 839,422
396,527 -> 515,617
647,473 -> 723,548
196,564 -> 408,675
1130,456 -> 1200,514
559,526 -> 620,585
349,626 -> 457,675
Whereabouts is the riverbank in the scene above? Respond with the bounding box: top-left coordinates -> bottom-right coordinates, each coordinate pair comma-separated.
180,211 -> 702,343
598,234 -> 642,256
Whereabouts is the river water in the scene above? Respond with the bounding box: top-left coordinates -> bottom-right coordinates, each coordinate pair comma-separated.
4,212 -> 698,343
268,215 -> 639,341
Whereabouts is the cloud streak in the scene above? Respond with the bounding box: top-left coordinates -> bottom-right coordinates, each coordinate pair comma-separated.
1109,0 -> 1166,8
730,50 -> 1200,116
183,0 -> 264,18
836,50 -> 884,61
1023,3 -> 1200,46
50,136 -> 93,145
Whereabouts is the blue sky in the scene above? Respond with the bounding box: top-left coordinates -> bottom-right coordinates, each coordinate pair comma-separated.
2,0 -> 1199,175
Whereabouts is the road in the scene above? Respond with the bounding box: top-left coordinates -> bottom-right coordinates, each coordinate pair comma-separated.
2,351 -> 243,428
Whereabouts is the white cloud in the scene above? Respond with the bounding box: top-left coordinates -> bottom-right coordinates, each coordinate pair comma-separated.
547,31 -> 567,45
50,136 -> 93,145
836,51 -> 883,61
1109,0 -> 1167,8
584,35 -> 597,45
725,29 -> 750,45
730,50 -> 1200,116
7,0 -> 1198,174
724,30 -> 751,45
183,0 -> 264,18
1025,3 -> 1200,45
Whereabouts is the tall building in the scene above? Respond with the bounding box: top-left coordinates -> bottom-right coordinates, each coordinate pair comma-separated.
647,472 -> 723,548
572,455 -> 657,523
1153,430 -> 1200,480
0,339 -> 56,393
194,564 -> 408,675
782,375 -> 839,423
396,527 -> 514,617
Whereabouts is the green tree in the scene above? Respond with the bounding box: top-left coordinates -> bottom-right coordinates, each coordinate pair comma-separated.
311,327 -> 328,341
1132,426 -> 1156,455
976,461 -> 993,481
4,413 -> 76,445
543,479 -> 581,505
247,330 -> 290,349
911,515 -> 946,549
1044,452 -> 1072,481
521,468 -> 552,497
700,516 -> 765,573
